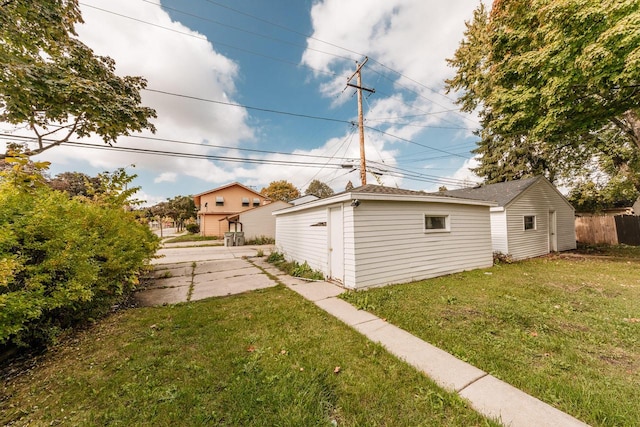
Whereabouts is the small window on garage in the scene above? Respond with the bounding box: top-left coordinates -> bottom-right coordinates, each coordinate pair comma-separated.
242,197 -> 250,207
216,196 -> 224,206
253,198 -> 260,207
524,215 -> 536,230
425,215 -> 449,232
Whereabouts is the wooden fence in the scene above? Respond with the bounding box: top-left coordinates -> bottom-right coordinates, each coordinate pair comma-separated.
575,215 -> 640,246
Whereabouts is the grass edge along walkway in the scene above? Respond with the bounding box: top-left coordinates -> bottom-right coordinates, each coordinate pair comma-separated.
1,285 -> 497,426
339,252 -> 640,426
280,275 -> 589,427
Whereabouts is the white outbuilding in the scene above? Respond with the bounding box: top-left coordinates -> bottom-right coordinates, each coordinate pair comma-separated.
272,185 -> 495,289
442,176 -> 576,260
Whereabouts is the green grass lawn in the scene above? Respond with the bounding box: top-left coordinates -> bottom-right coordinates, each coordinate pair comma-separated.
341,250 -> 640,427
163,234 -> 220,244
1,286 -> 498,426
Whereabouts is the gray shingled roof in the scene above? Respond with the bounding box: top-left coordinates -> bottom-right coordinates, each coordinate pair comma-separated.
349,184 -> 429,197
438,176 -> 542,207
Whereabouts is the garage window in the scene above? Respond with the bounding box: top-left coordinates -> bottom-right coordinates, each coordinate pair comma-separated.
216,196 -> 224,206
253,198 -> 260,207
524,215 -> 536,230
242,197 -> 250,207
425,215 -> 449,232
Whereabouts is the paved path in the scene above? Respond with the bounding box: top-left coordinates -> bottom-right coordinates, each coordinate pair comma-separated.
138,245 -> 589,427
137,244 -> 276,306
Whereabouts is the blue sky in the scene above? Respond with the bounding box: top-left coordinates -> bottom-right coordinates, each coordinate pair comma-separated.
4,0 -> 484,205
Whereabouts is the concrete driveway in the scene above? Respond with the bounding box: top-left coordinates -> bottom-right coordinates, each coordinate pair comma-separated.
136,244 -> 277,306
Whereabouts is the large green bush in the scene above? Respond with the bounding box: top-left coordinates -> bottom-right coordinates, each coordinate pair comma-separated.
0,157 -> 160,349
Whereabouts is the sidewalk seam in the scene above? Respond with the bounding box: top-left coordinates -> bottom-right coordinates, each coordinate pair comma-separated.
350,317 -> 380,327
186,261 -> 196,301
455,372 -> 489,393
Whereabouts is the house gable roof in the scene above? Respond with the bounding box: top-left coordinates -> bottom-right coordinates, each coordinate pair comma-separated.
226,200 -> 291,221
193,182 -> 269,200
351,184 -> 430,196
289,194 -> 319,205
273,184 -> 495,215
439,176 -> 573,211
438,176 -> 541,207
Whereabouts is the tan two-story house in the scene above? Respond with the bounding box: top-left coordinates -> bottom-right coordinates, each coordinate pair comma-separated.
193,182 -> 271,237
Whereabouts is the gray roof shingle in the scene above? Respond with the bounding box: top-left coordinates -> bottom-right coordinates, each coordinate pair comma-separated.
437,176 -> 542,206
349,184 -> 429,196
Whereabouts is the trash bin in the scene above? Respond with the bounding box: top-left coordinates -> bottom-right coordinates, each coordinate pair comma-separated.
235,231 -> 245,246
224,232 -> 235,247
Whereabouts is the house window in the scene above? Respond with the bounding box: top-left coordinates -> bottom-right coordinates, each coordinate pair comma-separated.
253,198 -> 260,207
425,215 -> 449,232
216,196 -> 224,206
242,197 -> 250,207
524,215 -> 536,230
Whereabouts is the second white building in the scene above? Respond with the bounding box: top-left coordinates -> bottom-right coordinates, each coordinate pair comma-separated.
273,185 -> 495,289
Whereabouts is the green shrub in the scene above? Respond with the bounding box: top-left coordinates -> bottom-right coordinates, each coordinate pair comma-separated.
245,235 -> 275,245
266,251 -> 285,263
291,261 -> 324,280
0,164 -> 160,350
185,223 -> 200,234
266,252 -> 324,280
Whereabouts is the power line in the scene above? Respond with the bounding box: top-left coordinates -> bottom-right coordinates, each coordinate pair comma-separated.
300,126 -> 357,191
140,0 -> 355,63
364,125 -> 469,159
0,133 -> 358,164
1,133 -> 475,187
80,2 -> 342,79
143,88 -> 472,158
83,0 -> 475,130
201,0 -> 364,58
366,109 -> 461,122
144,88 -> 352,125
197,0 -> 477,125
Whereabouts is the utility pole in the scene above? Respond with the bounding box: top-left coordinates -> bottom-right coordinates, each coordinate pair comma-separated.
346,57 -> 375,186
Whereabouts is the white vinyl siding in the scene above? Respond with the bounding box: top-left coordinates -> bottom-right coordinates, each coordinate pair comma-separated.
275,206 -> 329,275
341,205 -> 357,288
490,210 -> 509,254
505,180 -> 576,260
237,201 -> 289,240
351,201 -> 492,289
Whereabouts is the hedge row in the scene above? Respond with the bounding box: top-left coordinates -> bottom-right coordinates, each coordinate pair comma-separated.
0,180 -> 160,349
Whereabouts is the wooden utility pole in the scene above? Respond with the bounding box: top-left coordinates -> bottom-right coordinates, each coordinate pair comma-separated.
346,57 -> 375,186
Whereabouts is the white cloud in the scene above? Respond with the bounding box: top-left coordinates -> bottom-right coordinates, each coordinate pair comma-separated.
32,0 -> 253,180
446,157 -> 482,188
135,189 -> 167,207
1,0 -> 482,199
301,0 -> 481,190
303,0 -> 476,98
154,172 -> 177,183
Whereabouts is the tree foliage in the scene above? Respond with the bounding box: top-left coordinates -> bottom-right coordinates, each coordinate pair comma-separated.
305,179 -> 334,199
0,153 -> 159,350
48,171 -> 100,198
0,0 -> 156,158
260,180 -> 300,202
149,196 -> 197,232
446,0 -> 640,197
568,177 -> 638,213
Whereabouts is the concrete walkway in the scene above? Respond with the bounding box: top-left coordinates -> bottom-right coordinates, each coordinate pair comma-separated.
140,244 -> 589,427
137,244 -> 276,306
250,258 -> 589,427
